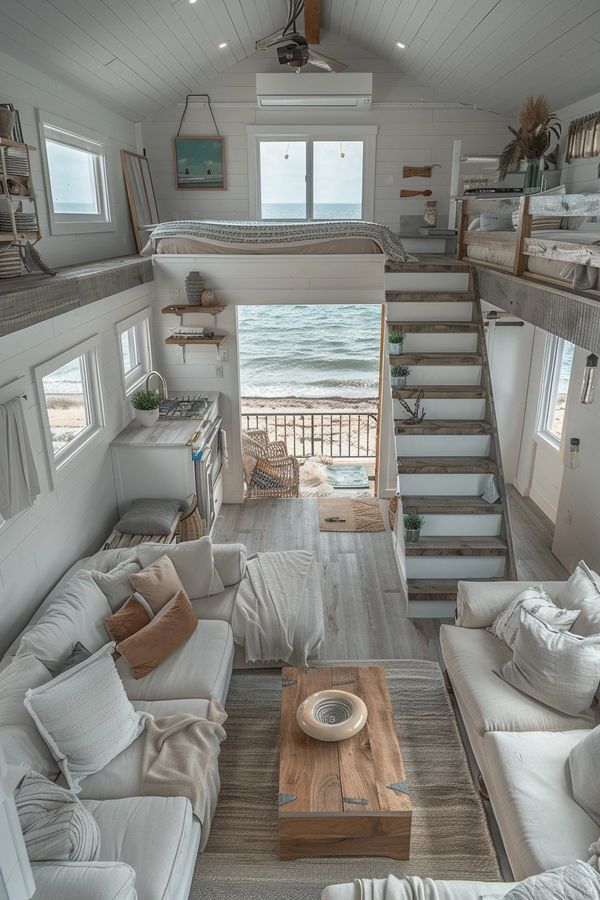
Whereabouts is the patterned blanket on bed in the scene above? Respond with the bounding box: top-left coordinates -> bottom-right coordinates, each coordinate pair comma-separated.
142,219 -> 416,263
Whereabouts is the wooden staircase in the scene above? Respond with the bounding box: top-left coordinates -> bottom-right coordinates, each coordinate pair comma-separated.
386,266 -> 516,616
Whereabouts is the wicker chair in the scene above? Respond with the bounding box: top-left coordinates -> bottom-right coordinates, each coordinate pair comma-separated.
242,429 -> 300,499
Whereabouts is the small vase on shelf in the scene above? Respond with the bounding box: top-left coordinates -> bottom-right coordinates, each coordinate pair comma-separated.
184,271 -> 204,305
523,157 -> 543,194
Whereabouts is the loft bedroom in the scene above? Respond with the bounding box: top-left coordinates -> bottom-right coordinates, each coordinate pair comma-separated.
2,3 -> 600,900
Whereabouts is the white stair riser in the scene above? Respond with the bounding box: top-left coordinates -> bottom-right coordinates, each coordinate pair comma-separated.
386,301 -> 473,322
418,514 -> 503,537
394,399 -> 486,419
402,366 -> 482,386
401,334 -> 479,353
396,435 -> 490,456
406,557 -> 507,579
385,273 -> 470,292
400,473 -> 493,495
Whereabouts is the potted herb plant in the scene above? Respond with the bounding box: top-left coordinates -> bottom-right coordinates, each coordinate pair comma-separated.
388,329 -> 405,355
391,365 -> 411,388
404,512 -> 425,543
131,389 -> 161,427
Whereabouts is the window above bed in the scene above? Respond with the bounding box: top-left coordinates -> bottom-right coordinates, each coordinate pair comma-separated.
248,125 -> 376,222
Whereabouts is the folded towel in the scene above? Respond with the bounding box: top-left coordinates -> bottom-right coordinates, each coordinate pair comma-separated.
0,396 -> 40,520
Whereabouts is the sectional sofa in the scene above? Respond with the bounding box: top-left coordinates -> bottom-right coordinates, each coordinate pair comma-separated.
0,540 -> 299,900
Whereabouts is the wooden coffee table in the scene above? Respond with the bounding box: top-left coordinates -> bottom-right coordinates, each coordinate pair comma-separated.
278,665 -> 412,860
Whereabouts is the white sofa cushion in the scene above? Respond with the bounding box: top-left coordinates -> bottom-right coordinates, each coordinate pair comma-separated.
82,795 -> 195,900
498,611 -> 600,718
569,724 -> 600,826
456,580 -> 566,629
25,643 -> 153,792
91,560 -> 142,612
0,654 -> 58,777
558,561 -> 600,637
30,860 -> 136,900
440,624 -> 596,735
322,879 -> 517,900
482,729 -> 598,880
213,543 -> 247,586
137,536 -> 223,599
77,699 -> 211,801
16,571 -> 112,670
489,585 -> 580,649
115,618 -> 234,704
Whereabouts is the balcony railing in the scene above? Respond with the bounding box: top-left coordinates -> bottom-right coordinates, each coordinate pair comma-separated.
241,410 -> 378,459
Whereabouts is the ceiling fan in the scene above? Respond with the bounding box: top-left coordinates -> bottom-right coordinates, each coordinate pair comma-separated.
255,0 -> 347,73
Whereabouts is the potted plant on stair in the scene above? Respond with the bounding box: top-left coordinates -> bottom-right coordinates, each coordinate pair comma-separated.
391,365 -> 411,388
403,512 -> 425,543
131,389 -> 161,427
388,329 -> 406,355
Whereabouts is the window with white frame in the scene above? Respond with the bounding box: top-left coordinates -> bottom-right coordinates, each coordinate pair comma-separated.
116,309 -> 152,396
40,118 -> 112,234
538,334 -> 575,446
249,126 -> 376,221
36,340 -> 104,471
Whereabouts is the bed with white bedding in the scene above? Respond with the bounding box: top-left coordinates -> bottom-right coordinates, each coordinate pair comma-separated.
141,219 -> 417,264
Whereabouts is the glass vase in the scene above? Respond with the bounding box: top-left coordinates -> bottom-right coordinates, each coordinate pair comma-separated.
523,157 -> 543,194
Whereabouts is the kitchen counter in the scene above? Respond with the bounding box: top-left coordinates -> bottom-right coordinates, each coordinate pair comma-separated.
112,392 -> 219,448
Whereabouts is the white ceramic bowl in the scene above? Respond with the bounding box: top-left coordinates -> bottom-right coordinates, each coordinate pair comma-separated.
296,689 -> 368,742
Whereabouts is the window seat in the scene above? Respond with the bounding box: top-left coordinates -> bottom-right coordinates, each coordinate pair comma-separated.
0,255 -> 153,337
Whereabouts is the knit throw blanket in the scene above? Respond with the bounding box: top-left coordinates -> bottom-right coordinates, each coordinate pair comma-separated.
141,219 -> 416,264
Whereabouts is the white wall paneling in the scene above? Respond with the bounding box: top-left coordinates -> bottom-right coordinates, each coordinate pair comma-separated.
0,48 -> 137,268
0,284 -> 153,655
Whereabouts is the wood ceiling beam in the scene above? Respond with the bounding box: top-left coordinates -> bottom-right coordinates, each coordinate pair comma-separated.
304,0 -> 320,44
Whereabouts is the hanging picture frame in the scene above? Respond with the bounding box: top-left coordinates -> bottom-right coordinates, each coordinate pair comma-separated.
173,136 -> 226,190
0,103 -> 23,142
120,149 -> 160,253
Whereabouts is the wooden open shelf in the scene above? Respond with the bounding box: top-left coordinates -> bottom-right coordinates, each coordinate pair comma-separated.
165,334 -> 225,346
161,304 -> 226,316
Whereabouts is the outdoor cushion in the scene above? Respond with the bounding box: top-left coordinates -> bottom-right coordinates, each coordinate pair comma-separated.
115,619 -> 234,704
440,624 -> 596,735
77,699 -> 211,801
82,796 -> 195,900
482,729 -> 597,880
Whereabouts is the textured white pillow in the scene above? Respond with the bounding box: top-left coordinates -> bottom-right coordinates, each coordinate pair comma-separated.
91,560 -> 142,612
16,571 -> 111,670
498,611 -> 600,717
24,643 -> 152,792
558,561 -> 600,637
137,536 -> 223,599
569,727 -> 600,826
0,655 -> 58,777
489,585 -> 580,649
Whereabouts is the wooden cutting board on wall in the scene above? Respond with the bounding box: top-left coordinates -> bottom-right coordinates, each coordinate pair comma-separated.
402,166 -> 434,178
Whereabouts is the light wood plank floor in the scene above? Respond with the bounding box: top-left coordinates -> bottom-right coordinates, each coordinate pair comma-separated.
214,488 -> 566,662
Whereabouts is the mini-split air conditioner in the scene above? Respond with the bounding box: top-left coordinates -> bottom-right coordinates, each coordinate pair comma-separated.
256,73 -> 372,109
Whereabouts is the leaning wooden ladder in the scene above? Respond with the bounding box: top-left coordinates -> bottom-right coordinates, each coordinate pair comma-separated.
387,262 -> 516,616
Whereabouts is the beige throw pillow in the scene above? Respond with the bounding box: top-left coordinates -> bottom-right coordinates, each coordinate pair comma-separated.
92,560 -> 142,612
498,610 -> 600,718
117,589 -> 197,679
128,555 -> 187,615
489,585 -> 580,649
558,561 -> 600,636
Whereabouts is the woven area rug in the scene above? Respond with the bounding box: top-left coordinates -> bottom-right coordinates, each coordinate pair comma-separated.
318,498 -> 385,532
191,661 -> 500,899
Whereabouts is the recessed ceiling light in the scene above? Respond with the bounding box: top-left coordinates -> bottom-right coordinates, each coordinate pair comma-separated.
218,41 -> 229,49
396,41 -> 406,48
189,0 -> 197,4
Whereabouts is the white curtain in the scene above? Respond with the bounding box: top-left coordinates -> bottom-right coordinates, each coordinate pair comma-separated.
0,397 -> 40,520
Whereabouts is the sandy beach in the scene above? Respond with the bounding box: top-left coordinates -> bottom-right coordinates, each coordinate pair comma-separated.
241,396 -> 378,413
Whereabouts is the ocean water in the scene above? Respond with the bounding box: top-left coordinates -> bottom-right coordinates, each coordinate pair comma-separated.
238,304 -> 380,399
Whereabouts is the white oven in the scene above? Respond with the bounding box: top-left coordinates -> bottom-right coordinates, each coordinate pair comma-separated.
193,416 -> 227,531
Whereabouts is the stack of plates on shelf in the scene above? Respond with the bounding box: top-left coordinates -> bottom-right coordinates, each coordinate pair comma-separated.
3,148 -> 29,175
0,245 -> 23,278
0,211 -> 37,233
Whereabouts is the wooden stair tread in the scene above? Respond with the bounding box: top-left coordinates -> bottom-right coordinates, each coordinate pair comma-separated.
390,352 -> 482,366
387,321 -> 479,333
393,385 -> 487,399
402,495 -> 502,514
395,419 -> 491,435
398,456 -> 497,474
386,291 -> 474,302
407,577 -> 503,601
405,537 -> 508,557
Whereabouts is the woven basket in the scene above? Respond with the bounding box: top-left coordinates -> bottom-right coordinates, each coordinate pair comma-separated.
178,494 -> 207,541
0,244 -> 22,279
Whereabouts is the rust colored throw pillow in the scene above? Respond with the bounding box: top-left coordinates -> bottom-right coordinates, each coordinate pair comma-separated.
116,590 -> 197,679
128,555 -> 186,615
105,595 -> 152,645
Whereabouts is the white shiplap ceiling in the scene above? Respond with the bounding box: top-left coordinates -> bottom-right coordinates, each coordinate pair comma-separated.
0,0 -> 599,120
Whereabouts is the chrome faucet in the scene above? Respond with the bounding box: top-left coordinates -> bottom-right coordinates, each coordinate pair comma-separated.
145,370 -> 168,401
